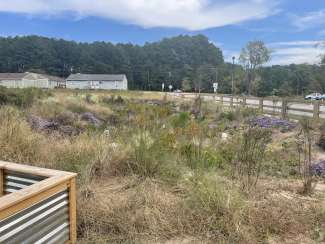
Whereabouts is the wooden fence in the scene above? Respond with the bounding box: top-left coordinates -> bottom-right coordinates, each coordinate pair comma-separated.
171,93 -> 325,120
0,161 -> 77,243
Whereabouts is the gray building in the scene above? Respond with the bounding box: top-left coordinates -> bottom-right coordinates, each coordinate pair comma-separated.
66,74 -> 128,90
0,72 -> 64,89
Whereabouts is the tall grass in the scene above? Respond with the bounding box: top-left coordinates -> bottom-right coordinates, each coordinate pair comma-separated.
0,91 -> 323,243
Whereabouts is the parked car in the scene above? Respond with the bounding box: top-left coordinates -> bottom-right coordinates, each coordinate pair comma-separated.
305,93 -> 322,100
174,89 -> 182,93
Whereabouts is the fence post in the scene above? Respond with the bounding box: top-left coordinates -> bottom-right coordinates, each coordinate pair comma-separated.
69,177 -> 77,243
259,98 -> 263,112
281,99 -> 287,119
313,101 -> 320,121
242,97 -> 246,107
230,96 -> 234,108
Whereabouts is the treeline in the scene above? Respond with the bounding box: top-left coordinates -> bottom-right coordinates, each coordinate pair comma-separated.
0,34 -> 324,96
228,63 -> 325,97
0,35 -> 222,90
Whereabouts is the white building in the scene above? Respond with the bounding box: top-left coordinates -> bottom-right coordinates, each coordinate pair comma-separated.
0,72 -> 64,89
66,74 -> 128,90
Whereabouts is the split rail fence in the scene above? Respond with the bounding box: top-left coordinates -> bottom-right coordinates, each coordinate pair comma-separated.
172,93 -> 325,120
0,161 -> 77,243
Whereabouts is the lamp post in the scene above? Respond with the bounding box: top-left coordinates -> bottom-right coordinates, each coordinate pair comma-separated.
232,56 -> 235,95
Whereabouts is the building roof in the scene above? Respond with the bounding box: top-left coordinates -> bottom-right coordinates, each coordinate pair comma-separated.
43,74 -> 65,82
0,72 -> 64,82
66,74 -> 126,81
0,73 -> 27,80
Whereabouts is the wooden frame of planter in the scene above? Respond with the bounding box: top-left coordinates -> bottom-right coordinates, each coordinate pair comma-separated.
0,161 -> 77,243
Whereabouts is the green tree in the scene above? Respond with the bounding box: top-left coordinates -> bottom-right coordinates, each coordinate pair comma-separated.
239,40 -> 271,95
0,35 -> 224,91
181,78 -> 192,92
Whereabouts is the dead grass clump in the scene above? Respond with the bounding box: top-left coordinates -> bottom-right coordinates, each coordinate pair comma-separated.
121,130 -> 182,181
0,106 -> 45,164
28,99 -> 65,118
78,178 -> 188,243
248,195 -> 324,242
183,173 -> 251,243
52,134 -> 126,183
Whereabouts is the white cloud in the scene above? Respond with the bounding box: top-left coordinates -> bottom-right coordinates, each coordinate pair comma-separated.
0,0 -> 279,30
290,9 -> 325,32
267,41 -> 325,65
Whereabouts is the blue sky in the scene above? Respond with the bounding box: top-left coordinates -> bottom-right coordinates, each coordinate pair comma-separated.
0,0 -> 324,65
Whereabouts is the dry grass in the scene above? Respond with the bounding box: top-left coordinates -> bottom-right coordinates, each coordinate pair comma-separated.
0,90 -> 324,243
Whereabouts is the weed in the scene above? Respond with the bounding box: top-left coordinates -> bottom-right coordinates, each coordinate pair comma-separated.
296,119 -> 317,195
236,126 -> 272,191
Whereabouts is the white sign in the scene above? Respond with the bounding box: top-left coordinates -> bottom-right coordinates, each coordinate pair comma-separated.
213,82 -> 218,89
168,85 -> 173,91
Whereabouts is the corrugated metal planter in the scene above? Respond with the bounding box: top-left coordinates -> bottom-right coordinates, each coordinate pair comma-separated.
0,161 -> 77,243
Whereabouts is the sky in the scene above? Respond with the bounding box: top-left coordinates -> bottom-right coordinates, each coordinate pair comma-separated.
0,0 -> 324,65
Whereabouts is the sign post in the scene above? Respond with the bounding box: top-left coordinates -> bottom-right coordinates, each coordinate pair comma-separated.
213,82 -> 218,100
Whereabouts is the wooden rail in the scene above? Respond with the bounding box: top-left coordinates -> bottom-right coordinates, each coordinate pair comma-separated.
0,161 -> 77,243
171,93 -> 325,121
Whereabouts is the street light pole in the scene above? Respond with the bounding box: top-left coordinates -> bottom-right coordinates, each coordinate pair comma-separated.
215,67 -> 218,84
232,56 -> 235,95
147,70 -> 150,91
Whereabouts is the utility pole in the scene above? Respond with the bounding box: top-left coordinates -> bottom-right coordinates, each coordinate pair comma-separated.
215,67 -> 218,84
232,56 -> 235,95
147,70 -> 150,90
168,71 -> 172,89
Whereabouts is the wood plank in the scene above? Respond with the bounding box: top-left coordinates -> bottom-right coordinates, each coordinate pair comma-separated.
0,169 -> 3,197
0,174 -> 74,214
0,161 -> 77,178
287,107 -> 313,113
263,105 -> 282,110
68,178 -> 77,243
0,181 -> 68,220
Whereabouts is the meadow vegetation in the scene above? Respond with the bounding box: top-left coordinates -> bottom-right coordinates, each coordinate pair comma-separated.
0,88 -> 324,243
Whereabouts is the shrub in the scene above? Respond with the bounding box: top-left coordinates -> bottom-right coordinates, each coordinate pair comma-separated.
236,126 -> 272,191
185,173 -> 248,242
101,95 -> 124,104
66,102 -> 88,114
85,94 -> 94,104
52,134 -> 116,183
170,112 -> 190,128
317,122 -> 325,150
317,134 -> 325,151
240,107 -> 259,118
219,110 -> 237,121
296,119 -> 317,195
0,86 -> 51,108
180,142 -> 227,170
121,129 -> 181,181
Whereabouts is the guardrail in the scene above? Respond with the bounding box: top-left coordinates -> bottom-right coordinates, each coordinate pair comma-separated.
171,93 -> 325,120
0,161 -> 77,243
